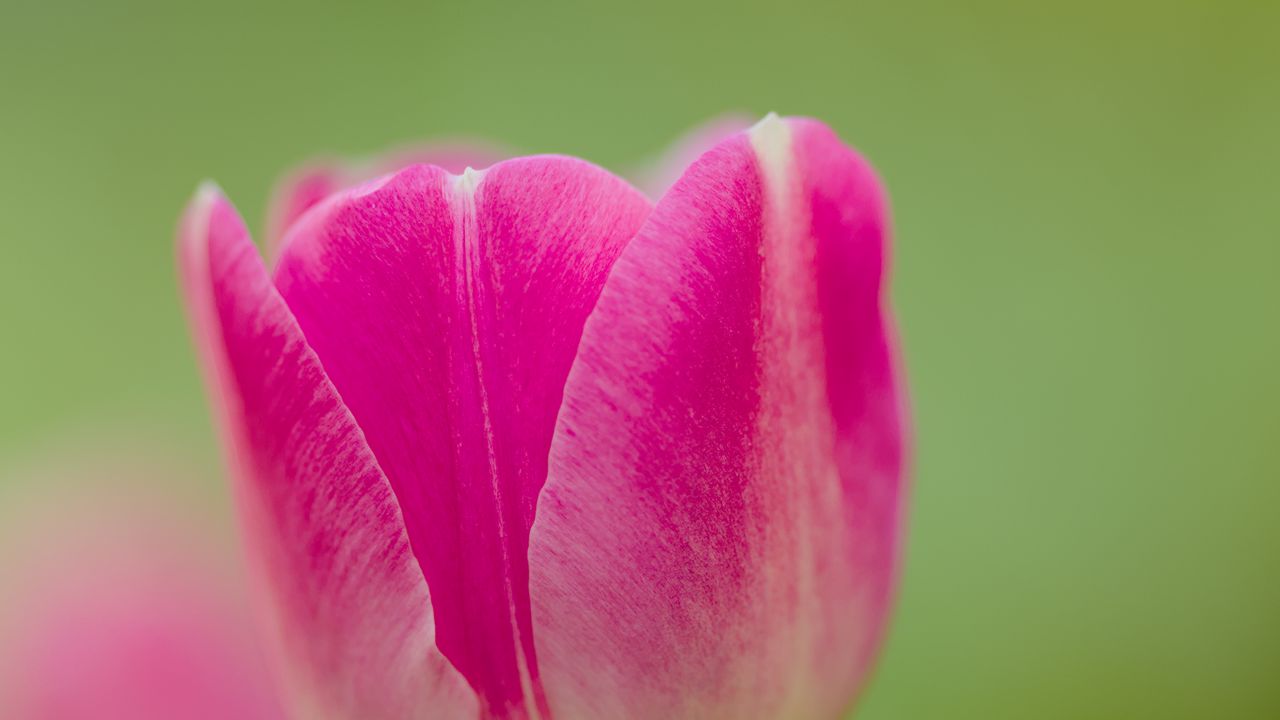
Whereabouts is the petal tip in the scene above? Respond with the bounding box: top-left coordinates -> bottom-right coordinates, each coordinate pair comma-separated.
748,112 -> 795,189
194,178 -> 223,201
749,111 -> 786,139
452,165 -> 486,194
182,180 -> 229,236
179,183 -> 217,260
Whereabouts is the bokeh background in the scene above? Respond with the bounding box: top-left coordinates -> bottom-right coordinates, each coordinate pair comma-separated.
2,0 -> 1277,717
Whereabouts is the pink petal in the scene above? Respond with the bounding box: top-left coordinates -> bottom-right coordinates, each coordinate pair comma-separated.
633,113 -> 754,199
529,116 -> 909,719
0,453 -> 282,720
178,186 -> 478,719
265,142 -> 507,259
272,160 -> 651,717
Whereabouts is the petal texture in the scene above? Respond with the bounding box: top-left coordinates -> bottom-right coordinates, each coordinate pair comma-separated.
529,117 -> 908,719
266,142 -> 506,258
179,187 -> 477,720
272,160 -> 651,717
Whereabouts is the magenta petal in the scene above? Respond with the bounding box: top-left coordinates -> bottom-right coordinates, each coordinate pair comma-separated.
265,142 -> 507,259
272,159 -> 652,717
529,116 -> 909,719
178,186 -> 477,719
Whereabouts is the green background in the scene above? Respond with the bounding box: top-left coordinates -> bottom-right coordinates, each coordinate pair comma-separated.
2,0 -> 1276,717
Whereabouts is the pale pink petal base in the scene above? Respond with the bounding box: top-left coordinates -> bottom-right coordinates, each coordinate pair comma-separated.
529,116 -> 908,719
0,466 -> 282,720
179,188 -> 477,719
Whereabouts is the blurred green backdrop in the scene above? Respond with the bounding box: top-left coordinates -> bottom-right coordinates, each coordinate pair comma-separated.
1,0 -> 1276,717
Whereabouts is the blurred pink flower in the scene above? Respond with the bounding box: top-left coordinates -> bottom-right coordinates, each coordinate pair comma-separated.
0,445 -> 283,720
179,114 -> 909,719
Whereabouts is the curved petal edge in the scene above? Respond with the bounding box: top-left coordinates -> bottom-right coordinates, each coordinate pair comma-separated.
530,115 -> 909,720
265,142 -> 508,260
178,185 -> 478,720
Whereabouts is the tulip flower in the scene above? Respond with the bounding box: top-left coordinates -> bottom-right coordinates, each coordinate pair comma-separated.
0,444 -> 282,720
179,114 -> 908,720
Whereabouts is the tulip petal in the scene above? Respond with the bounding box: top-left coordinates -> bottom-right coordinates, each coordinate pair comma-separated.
265,142 -> 507,259
179,186 -> 478,719
272,160 -> 652,717
530,116 -> 908,719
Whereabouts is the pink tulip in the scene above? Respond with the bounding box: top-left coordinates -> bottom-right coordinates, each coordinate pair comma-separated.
0,446 -> 283,720
179,114 -> 909,720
